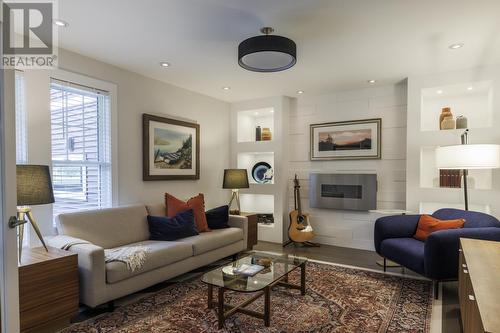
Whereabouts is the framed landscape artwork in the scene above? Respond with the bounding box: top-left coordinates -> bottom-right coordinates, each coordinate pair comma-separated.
310,118 -> 382,160
143,114 -> 200,180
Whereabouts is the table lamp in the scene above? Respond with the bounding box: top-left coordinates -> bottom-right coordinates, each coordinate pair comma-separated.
9,165 -> 54,260
435,130 -> 500,210
222,169 -> 249,215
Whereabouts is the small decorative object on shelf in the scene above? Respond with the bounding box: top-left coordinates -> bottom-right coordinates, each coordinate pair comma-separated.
456,115 -> 468,129
251,162 -> 273,183
439,107 -> 453,130
255,126 -> 262,141
439,169 -> 462,188
257,213 -> 274,224
441,116 -> 456,130
261,127 -> 272,141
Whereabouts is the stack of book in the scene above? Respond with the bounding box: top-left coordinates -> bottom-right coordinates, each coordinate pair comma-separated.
439,169 -> 463,188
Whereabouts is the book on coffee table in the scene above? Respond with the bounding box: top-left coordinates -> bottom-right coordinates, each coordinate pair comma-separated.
233,264 -> 265,276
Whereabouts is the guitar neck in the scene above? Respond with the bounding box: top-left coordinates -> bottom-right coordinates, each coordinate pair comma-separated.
296,187 -> 302,215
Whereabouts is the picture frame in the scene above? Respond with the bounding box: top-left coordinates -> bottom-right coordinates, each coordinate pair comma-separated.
310,118 -> 382,160
143,114 -> 200,180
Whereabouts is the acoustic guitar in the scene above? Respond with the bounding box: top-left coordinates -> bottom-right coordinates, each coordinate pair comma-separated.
288,175 -> 316,244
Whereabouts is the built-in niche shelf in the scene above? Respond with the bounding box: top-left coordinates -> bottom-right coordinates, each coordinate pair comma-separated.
420,80 -> 493,132
420,146 -> 492,190
237,152 -> 274,185
237,108 -> 275,143
240,193 -> 274,215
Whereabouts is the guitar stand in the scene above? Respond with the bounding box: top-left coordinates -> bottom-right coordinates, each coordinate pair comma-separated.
283,239 -> 320,248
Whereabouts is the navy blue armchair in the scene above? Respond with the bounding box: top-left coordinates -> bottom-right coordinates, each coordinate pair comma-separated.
374,208 -> 500,297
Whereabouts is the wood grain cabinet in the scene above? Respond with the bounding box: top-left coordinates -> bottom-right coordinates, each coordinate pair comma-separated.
240,212 -> 258,250
459,239 -> 500,333
19,247 -> 79,333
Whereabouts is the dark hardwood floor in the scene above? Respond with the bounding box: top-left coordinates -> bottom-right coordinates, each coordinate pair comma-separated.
254,241 -> 462,333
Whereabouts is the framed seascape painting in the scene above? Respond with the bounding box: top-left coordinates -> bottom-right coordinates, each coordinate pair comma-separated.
310,118 -> 381,160
143,114 -> 200,180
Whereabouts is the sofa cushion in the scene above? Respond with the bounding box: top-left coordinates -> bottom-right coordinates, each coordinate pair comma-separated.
206,205 -> 230,230
106,240 -> 193,284
166,193 -> 210,232
380,238 -> 425,275
177,227 -> 243,255
148,210 -> 199,241
413,214 -> 465,241
56,204 -> 149,249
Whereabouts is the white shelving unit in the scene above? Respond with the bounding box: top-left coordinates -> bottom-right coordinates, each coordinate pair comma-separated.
230,97 -> 290,243
407,67 -> 500,217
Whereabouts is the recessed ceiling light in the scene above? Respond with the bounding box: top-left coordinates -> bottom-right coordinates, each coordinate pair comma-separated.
297,90 -> 304,94
160,62 -> 171,68
449,43 -> 464,49
270,110 -> 274,113
367,79 -> 377,84
53,19 -> 69,27
254,112 -> 259,116
222,86 -> 231,91
467,86 -> 473,91
437,90 -> 443,94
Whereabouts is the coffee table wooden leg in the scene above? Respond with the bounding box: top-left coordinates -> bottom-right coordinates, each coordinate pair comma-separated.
264,286 -> 270,327
208,284 -> 213,309
218,287 -> 225,329
300,262 -> 306,296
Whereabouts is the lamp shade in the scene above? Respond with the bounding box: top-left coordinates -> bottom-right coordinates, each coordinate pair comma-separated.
223,169 -> 249,189
17,165 -> 55,206
435,144 -> 500,170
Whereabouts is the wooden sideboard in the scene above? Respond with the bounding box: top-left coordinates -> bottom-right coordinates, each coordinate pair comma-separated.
459,238 -> 500,333
19,246 -> 79,333
240,212 -> 258,250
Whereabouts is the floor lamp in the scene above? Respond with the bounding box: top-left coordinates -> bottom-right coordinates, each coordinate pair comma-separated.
9,165 -> 55,260
435,130 -> 500,210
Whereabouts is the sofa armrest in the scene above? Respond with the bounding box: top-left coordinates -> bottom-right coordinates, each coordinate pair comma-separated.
424,227 -> 500,280
374,214 -> 421,254
228,215 -> 248,247
47,235 -> 106,307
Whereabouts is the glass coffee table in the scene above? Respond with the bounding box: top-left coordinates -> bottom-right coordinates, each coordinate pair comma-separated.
201,252 -> 307,329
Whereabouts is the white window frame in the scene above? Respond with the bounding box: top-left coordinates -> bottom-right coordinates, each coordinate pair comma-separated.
49,69 -> 119,213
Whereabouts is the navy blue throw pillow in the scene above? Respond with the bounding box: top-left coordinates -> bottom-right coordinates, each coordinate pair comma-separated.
206,205 -> 230,229
148,209 -> 199,241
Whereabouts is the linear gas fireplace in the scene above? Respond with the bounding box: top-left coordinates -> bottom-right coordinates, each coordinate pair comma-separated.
309,174 -> 377,211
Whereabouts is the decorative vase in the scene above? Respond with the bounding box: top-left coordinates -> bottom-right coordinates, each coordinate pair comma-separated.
261,128 -> 272,141
456,115 -> 468,129
439,107 -> 453,130
441,116 -> 456,130
255,126 -> 262,141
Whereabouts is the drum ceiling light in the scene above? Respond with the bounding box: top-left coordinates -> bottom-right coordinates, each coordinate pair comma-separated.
238,27 -> 297,73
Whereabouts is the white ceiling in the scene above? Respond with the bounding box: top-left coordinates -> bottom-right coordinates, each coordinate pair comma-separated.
58,0 -> 500,102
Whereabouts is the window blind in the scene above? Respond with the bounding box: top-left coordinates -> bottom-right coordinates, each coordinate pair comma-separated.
15,70 -> 27,164
50,79 -> 112,217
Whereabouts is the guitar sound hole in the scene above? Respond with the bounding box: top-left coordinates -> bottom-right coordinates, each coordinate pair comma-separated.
297,215 -> 305,223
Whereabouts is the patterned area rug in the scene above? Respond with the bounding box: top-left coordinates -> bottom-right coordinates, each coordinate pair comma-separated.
60,261 -> 433,333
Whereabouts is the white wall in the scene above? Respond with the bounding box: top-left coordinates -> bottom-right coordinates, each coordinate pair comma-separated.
288,83 -> 407,250
23,48 -> 231,237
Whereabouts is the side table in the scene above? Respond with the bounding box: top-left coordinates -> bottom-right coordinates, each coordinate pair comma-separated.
240,212 -> 258,250
19,246 -> 79,333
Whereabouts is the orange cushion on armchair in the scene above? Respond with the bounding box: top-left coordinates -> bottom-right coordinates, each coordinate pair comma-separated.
414,214 -> 465,241
165,193 -> 210,232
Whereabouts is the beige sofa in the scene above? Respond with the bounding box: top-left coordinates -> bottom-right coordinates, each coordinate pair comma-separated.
46,203 -> 248,308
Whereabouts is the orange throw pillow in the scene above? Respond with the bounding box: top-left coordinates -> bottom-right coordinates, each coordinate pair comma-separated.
414,214 -> 465,241
165,193 -> 210,232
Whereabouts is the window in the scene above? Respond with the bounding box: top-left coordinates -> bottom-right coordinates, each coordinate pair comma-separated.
50,79 -> 112,216
15,71 -> 27,164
